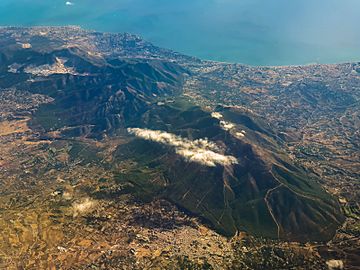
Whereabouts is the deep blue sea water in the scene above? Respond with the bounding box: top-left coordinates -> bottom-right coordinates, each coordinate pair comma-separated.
0,0 -> 359,66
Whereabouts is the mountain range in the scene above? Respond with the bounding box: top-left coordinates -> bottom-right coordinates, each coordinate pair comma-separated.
0,26 -> 351,243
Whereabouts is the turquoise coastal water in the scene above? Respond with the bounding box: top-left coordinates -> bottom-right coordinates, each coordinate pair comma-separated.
0,0 -> 359,66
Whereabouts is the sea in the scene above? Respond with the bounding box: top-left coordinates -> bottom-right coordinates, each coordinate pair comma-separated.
0,0 -> 359,66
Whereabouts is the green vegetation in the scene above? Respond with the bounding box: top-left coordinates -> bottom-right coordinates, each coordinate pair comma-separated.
1,32 -> 343,242
114,103 -> 343,241
68,141 -> 101,164
114,168 -> 164,202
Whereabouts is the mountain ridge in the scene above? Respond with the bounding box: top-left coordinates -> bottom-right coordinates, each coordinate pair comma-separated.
0,26 -> 348,242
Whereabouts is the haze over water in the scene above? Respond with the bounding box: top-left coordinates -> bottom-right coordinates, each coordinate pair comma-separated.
0,0 -> 359,66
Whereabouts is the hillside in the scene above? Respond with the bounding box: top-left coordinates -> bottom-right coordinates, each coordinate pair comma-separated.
0,27 -> 358,269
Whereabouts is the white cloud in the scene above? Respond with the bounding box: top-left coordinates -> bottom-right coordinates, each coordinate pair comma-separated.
72,198 -> 97,217
220,120 -> 235,131
211,112 -> 237,132
235,130 -> 246,138
326,260 -> 344,270
211,111 -> 246,138
211,112 -> 223,119
127,128 -> 238,167
65,1 -> 74,6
